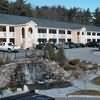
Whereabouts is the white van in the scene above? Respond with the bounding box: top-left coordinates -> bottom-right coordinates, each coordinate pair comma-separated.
0,42 -> 20,52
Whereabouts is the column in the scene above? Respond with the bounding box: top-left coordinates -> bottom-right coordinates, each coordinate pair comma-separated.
6,26 -> 10,43
47,28 -> 49,42
56,29 -> 59,44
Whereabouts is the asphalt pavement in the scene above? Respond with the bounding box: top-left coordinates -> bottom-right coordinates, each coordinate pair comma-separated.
64,47 -> 100,64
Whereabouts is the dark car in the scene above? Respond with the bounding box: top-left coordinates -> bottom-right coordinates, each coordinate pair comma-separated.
85,41 -> 99,47
36,43 -> 45,49
97,42 -> 100,50
65,42 -> 77,48
1,92 -> 55,100
36,43 -> 57,50
32,95 -> 55,100
45,43 -> 58,50
75,43 -> 85,48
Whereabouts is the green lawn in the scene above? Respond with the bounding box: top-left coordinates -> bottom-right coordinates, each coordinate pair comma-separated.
92,76 -> 100,85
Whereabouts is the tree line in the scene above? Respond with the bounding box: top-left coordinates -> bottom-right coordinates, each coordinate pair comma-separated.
0,0 -> 100,26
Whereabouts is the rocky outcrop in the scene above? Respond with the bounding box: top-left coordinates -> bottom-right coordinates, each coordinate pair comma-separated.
0,63 -> 17,88
0,57 -> 70,88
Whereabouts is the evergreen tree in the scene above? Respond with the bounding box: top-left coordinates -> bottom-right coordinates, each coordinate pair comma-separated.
94,8 -> 100,26
0,0 -> 9,13
9,0 -> 33,16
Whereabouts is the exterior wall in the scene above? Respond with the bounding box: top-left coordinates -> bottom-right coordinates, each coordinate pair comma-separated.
15,25 -> 23,47
25,21 -> 38,48
71,30 -> 79,43
35,27 -> 73,44
1,21 -> 100,49
83,31 -> 100,43
0,24 -> 15,43
79,27 -> 87,44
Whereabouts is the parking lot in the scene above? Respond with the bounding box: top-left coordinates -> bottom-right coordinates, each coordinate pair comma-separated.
55,96 -> 100,100
0,47 -> 100,64
0,49 -> 33,62
64,47 -> 100,64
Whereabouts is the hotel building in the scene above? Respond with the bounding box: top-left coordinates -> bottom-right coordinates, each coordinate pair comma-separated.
0,14 -> 100,48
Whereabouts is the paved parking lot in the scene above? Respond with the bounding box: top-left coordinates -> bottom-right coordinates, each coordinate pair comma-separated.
55,97 -> 100,100
64,47 -> 100,64
0,49 -> 33,61
1,47 -> 100,64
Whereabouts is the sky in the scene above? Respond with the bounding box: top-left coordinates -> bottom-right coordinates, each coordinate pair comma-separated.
9,0 -> 100,12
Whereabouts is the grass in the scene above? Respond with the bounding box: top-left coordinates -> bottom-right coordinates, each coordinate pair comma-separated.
92,76 -> 100,85
69,90 -> 100,96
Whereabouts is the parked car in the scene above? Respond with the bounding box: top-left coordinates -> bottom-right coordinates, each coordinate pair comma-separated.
75,43 -> 85,48
97,42 -> 100,50
32,95 -> 55,100
0,42 -> 20,52
65,42 -> 77,48
36,43 -> 45,49
36,43 -> 58,50
56,43 -> 69,49
85,41 -> 99,47
45,43 -> 57,50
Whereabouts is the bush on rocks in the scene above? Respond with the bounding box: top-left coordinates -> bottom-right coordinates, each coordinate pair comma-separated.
63,63 -> 76,71
69,59 -> 80,65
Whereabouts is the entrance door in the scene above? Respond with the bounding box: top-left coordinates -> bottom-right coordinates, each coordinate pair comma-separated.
77,32 -> 80,43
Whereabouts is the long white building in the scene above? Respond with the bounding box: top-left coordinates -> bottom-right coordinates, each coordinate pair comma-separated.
0,13 -> 100,48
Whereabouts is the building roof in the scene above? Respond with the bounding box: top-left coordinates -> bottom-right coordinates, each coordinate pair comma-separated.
0,13 -> 100,32
0,13 -> 31,24
32,17 -> 82,29
85,25 -> 100,32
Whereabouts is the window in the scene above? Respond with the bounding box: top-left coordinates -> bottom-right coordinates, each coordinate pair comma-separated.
9,26 -> 14,32
8,42 -> 13,46
28,27 -> 33,34
0,38 -> 6,42
49,29 -> 56,34
67,30 -> 71,34
38,28 -> 47,33
0,26 -> 6,32
92,32 -> 96,36
2,42 -> 5,46
87,39 -> 91,42
38,38 -> 47,43
87,32 -> 91,35
49,39 -> 57,43
67,39 -> 71,42
82,32 -> 84,35
97,33 -> 100,36
59,30 -> 65,34
22,28 -> 25,38
10,38 -> 15,44
97,39 -> 100,42
59,39 -> 65,44
92,39 -> 96,42
77,32 -> 80,35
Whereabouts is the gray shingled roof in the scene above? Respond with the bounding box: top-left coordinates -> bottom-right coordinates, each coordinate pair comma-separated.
32,18 -> 82,29
0,13 -> 31,24
85,25 -> 100,32
0,13 -> 100,32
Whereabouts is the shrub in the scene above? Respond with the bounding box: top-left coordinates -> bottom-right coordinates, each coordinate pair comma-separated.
63,63 -> 76,71
8,78 -> 17,92
47,45 -> 56,61
93,77 -> 100,85
69,59 -> 80,65
0,57 -> 10,65
47,45 -> 66,63
79,63 -> 87,71
55,48 -> 66,62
